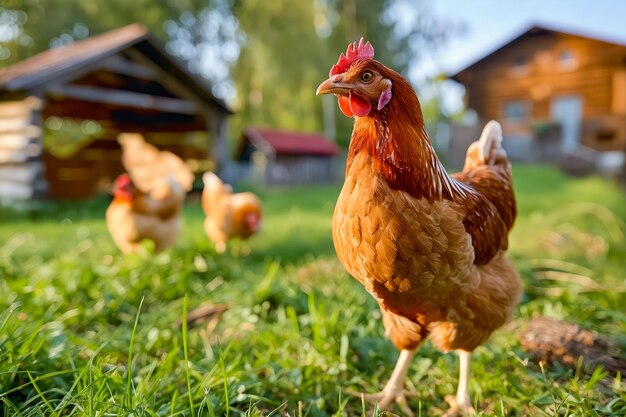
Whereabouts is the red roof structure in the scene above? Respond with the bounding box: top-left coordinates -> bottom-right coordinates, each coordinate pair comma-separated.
241,127 -> 339,157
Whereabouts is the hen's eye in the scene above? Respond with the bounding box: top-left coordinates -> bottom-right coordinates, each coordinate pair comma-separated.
361,71 -> 374,82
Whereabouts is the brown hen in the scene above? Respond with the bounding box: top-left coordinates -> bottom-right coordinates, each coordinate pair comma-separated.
106,134 -> 193,254
202,172 -> 262,253
317,39 -> 522,416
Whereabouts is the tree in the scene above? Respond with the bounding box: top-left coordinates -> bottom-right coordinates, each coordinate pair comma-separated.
0,0 -> 458,147
229,0 -> 459,146
0,0 -> 241,99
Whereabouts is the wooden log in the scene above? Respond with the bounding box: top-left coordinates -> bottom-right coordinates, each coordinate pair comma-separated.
46,84 -> 198,115
0,97 -> 43,118
0,180 -> 34,200
0,130 -> 42,150
0,161 -> 43,183
0,143 -> 41,163
520,316 -> 626,375
0,116 -> 29,133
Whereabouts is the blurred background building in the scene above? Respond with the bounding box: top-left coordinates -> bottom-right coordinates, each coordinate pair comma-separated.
447,25 -> 626,177
1,0 -> 626,202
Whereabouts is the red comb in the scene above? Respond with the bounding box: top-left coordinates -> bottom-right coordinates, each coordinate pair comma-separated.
114,173 -> 132,187
330,37 -> 375,76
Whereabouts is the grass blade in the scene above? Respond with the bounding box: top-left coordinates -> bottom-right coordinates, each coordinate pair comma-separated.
126,296 -> 144,410
183,294 -> 195,417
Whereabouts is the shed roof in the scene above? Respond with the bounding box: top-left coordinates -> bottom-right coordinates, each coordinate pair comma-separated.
242,127 -> 339,157
449,24 -> 626,82
0,23 -> 231,113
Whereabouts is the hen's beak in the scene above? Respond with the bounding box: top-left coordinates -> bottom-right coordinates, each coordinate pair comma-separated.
316,77 -> 350,96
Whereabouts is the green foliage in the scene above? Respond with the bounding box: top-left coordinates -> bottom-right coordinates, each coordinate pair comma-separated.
229,0 -> 458,142
1,0 -> 458,150
0,165 -> 625,416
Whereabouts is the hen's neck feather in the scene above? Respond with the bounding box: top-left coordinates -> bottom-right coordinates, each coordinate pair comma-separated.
346,70 -> 469,202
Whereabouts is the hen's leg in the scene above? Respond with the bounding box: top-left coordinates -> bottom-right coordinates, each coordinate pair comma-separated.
443,350 -> 476,416
351,349 -> 416,416
215,241 -> 226,253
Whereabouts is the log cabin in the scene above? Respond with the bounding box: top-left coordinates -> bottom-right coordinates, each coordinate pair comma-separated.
0,24 -> 232,201
449,25 -> 626,174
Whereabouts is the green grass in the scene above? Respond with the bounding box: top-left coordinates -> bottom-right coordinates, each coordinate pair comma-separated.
1,164 -> 625,416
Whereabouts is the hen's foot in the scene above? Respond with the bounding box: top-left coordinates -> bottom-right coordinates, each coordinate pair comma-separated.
347,387 -> 415,417
442,395 -> 476,417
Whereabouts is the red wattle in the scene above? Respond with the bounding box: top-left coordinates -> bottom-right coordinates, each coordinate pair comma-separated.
349,91 -> 371,117
338,96 -> 354,117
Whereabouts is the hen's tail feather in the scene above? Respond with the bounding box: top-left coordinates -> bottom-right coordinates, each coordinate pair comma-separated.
477,120 -> 503,164
463,120 -> 508,171
201,171 -> 233,215
202,171 -> 233,193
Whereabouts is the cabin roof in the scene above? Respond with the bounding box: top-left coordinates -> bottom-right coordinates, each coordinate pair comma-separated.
0,23 -> 231,113
449,24 -> 626,83
240,127 -> 340,157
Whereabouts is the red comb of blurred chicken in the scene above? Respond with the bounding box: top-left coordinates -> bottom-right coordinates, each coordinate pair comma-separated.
202,171 -> 262,253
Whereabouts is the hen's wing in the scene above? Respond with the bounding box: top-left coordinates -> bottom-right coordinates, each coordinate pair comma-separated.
451,121 -> 517,264
229,192 -> 262,238
118,133 -> 194,193
132,176 -> 185,220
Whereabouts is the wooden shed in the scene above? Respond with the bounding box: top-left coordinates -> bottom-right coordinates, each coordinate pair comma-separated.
449,25 -> 626,171
0,24 -> 232,200
235,127 -> 341,186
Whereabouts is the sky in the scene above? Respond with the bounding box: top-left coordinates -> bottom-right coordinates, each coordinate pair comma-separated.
406,0 -> 626,113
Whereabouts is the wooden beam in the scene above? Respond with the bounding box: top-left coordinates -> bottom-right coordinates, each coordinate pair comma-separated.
206,111 -> 232,175
46,84 -> 199,115
45,99 -> 206,132
100,56 -> 158,80
124,48 -> 216,116
102,119 -> 206,133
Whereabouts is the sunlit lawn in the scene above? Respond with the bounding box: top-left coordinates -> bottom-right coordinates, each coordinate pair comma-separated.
1,164 -> 625,416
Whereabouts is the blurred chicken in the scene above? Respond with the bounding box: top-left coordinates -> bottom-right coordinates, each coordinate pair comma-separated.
202,171 -> 262,253
316,39 -> 522,416
118,133 -> 194,194
106,134 -> 194,253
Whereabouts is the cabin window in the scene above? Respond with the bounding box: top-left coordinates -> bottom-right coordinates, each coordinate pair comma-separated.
514,56 -> 526,68
535,51 -> 551,68
510,56 -> 528,77
504,100 -> 531,122
595,129 -> 616,142
557,50 -> 577,71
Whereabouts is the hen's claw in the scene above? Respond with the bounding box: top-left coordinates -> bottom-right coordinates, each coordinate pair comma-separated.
347,388 -> 415,417
442,394 -> 476,417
